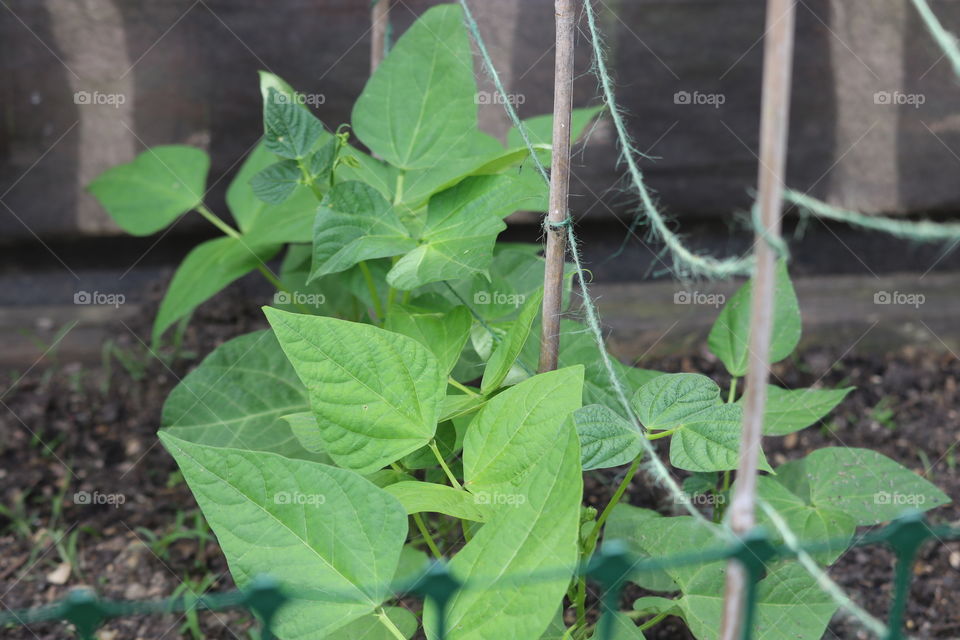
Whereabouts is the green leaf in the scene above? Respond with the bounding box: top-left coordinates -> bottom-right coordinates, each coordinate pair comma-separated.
591,614 -> 648,639
245,186 -> 320,246
264,308 -> 444,474
263,87 -> 324,159
631,373 -> 721,431
160,330 -> 321,462
753,475 -> 854,564
707,259 -> 801,377
226,141 -> 278,232
276,244 -> 359,319
384,481 -> 489,522
758,385 -> 853,436
279,411 -> 325,454
506,106 -> 604,148
464,366 -> 584,489
308,138 -> 338,182
311,181 -> 416,279
775,447 -> 950,525
328,607 -> 418,640
399,130 -> 507,206
481,288 -> 543,394
153,237 -> 279,344
258,70 -> 301,105
385,305 -> 473,375
159,433 -> 408,639
632,596 -> 681,617
427,388 -> 583,640
669,403 -> 772,473
388,176 -> 530,290
353,4 -> 477,170
604,506 -> 703,591
250,160 -> 301,204
572,405 -> 643,470
88,145 -> 208,236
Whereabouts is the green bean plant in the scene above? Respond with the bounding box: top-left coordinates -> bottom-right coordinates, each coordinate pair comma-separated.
88,5 -> 949,639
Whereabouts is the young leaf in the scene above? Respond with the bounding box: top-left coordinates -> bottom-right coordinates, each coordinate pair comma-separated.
263,87 -> 324,159
352,4 -> 477,170
160,433 -> 407,639
707,260 -> 801,377
631,373 -> 721,431
669,403 -> 772,473
756,385 -> 853,435
572,405 -> 643,470
264,308 -> 444,474
226,141 -> 278,232
250,159 -> 301,204
385,305 -> 473,375
775,447 -> 950,525
384,481 -> 489,522
161,330 -> 319,462
311,181 -> 416,280
153,237 -> 280,344
388,175 -> 527,290
464,366 -> 584,489
480,288 -> 543,394
88,145 -> 208,236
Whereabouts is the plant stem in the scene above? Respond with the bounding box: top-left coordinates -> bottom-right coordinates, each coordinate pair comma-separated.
646,427 -> 678,441
727,376 -> 739,403
574,575 -> 588,636
375,607 -> 407,640
448,377 -> 479,398
358,261 -> 385,321
195,204 -> 241,239
538,0 -> 576,373
429,440 -> 462,490
638,612 -> 669,631
583,455 -> 642,556
412,512 -> 442,558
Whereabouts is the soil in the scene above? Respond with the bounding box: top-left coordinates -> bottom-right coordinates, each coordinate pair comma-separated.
1,278 -> 958,639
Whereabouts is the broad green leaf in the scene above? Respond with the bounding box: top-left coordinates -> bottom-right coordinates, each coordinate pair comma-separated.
384,481 -> 489,522
263,87 -> 324,159
311,181 -> 416,280
464,366 -> 584,489
353,4 -> 477,170
244,186 -> 318,246
403,418 -> 459,470
250,159 -> 301,204
89,145 -> 208,236
276,244 -> 360,319
394,545 -> 430,585
481,288 -> 543,394
572,405 -> 643,470
161,330 -> 319,462
758,385 -> 853,436
444,244 -> 551,322
753,475 -> 854,563
440,392 -> 487,422
307,138 -> 338,183
265,308 -> 444,473
591,614 -> 648,639
669,403 -> 772,473
538,610 -> 568,640
160,434 -> 408,639
631,373 -> 721,431
328,607 -> 418,640
385,305 -> 473,375
153,237 -> 279,344
280,411 -> 324,454
427,403 -> 583,640
775,447 -> 950,525
400,130 -> 507,206
226,141 -> 279,232
707,260 -> 801,377
507,106 -> 605,148
336,145 -> 400,201
388,176 -> 531,290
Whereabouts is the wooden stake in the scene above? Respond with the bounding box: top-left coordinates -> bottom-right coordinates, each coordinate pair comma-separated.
719,0 -> 796,637
538,0 -> 576,373
371,0 -> 390,75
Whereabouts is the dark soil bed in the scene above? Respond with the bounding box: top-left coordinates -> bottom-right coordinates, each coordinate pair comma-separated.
1,282 -> 957,639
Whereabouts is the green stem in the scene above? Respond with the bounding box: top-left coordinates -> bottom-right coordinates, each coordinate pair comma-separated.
583,455 -> 643,556
375,607 -> 408,640
646,427 -> 678,441
727,376 -> 739,403
195,204 -> 241,239
393,172 -> 405,206
448,378 -> 480,398
296,158 -> 325,200
256,266 -> 312,314
638,612 -> 669,631
574,575 -> 588,636
358,261 -> 385,321
429,440 -> 462,489
412,512 -> 442,558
